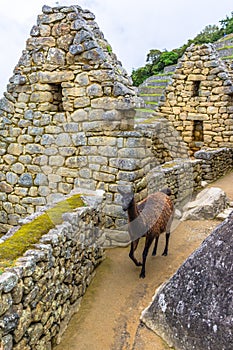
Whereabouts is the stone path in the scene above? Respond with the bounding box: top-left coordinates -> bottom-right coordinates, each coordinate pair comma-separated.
54,171 -> 233,350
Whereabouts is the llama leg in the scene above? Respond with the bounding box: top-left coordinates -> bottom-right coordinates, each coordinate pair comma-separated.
129,239 -> 142,266
162,232 -> 170,256
152,236 -> 159,256
162,212 -> 173,256
140,236 -> 154,278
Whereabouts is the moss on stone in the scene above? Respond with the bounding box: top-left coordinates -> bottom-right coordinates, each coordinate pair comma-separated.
217,45 -> 233,50
149,79 -> 170,83
0,194 -> 85,271
140,93 -> 162,97
144,101 -> 158,105
222,55 -> 233,60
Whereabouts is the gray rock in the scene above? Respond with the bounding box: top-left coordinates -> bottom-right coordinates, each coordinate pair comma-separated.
18,173 -> 33,188
69,44 -> 84,55
141,213 -> 233,350
0,272 -> 18,293
73,29 -> 93,45
182,187 -> 229,220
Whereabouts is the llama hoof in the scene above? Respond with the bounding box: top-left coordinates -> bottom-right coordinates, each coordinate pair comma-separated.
162,252 -> 168,256
139,272 -> 145,278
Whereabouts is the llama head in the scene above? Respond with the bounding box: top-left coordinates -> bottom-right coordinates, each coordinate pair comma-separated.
118,187 -> 134,211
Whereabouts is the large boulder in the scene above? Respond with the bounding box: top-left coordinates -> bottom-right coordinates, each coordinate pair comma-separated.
182,187 -> 229,220
141,212 -> 233,350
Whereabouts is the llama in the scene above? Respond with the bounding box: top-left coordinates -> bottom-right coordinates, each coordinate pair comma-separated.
118,187 -> 174,278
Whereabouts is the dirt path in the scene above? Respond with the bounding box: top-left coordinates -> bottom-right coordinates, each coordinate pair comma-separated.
54,172 -> 233,350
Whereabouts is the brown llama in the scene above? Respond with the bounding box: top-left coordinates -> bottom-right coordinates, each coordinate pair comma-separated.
118,188 -> 174,278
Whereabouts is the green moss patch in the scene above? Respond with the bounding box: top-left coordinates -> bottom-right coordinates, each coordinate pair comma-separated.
140,93 -> 162,97
0,194 -> 85,272
217,45 -> 233,50
144,101 -> 158,105
222,55 -> 233,60
149,79 -> 170,83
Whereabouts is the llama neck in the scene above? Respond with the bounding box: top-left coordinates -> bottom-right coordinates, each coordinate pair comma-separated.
127,198 -> 139,222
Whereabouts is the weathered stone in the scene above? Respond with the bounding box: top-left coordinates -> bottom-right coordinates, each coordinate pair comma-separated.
1,334 -> 13,350
34,173 -> 48,186
7,144 -> 23,156
69,44 -> 84,55
47,48 -> 65,65
141,213 -> 233,350
0,294 -> 13,316
38,71 -> 74,83
86,83 -> 103,97
38,13 -> 66,24
0,97 -> 14,113
18,173 -> 33,188
0,181 -> 13,193
182,187 -> 229,220
6,172 -> 18,185
55,133 -> 72,147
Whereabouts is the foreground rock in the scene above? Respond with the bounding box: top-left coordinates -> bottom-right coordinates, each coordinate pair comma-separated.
141,212 -> 233,350
182,187 -> 229,220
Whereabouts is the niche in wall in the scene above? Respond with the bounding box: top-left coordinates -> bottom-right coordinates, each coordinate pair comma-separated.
50,83 -> 64,112
193,120 -> 204,142
192,81 -> 201,97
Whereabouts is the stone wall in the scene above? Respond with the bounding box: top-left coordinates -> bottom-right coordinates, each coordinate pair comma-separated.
158,43 -> 233,154
194,147 -> 233,182
0,191 -> 104,349
141,212 -> 233,350
134,146 -> 233,209
145,159 -> 202,206
0,4 -> 144,233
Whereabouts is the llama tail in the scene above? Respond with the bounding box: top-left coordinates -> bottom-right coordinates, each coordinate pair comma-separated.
160,188 -> 172,196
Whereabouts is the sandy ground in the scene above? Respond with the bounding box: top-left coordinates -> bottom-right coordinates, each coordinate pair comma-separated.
54,171 -> 233,350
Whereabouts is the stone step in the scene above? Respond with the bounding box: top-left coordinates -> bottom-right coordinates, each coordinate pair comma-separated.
134,108 -> 156,120
142,76 -> 172,86
139,94 -> 162,102
214,33 -> 233,49
143,101 -> 159,109
216,46 -> 233,59
138,86 -> 165,94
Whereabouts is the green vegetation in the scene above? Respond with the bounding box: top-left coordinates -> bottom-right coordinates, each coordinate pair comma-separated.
0,194 -> 84,273
144,101 -> 158,105
106,44 -> 113,53
140,93 -> 162,97
217,45 -> 233,50
222,55 -> 233,60
131,12 -> 233,86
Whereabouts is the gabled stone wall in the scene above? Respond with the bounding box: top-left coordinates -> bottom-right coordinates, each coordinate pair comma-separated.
0,5 -> 145,232
158,43 -> 233,154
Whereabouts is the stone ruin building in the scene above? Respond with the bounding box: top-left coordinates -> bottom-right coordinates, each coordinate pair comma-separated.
138,37 -> 233,155
0,4 -> 153,233
0,4 -> 232,350
0,4 -> 233,235
158,43 -> 233,154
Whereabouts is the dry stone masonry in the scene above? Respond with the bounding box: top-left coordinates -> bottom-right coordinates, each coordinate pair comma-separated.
158,43 -> 233,154
0,4 -> 147,233
0,190 -> 105,349
141,212 -> 233,350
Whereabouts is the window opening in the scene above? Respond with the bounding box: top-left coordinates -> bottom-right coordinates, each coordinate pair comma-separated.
193,81 -> 201,97
50,83 -> 64,112
193,120 -> 203,142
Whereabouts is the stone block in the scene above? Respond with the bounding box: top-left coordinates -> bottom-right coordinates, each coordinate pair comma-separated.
7,143 -> 23,156
182,187 -> 229,220
38,71 -> 74,84
141,213 -> 233,350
